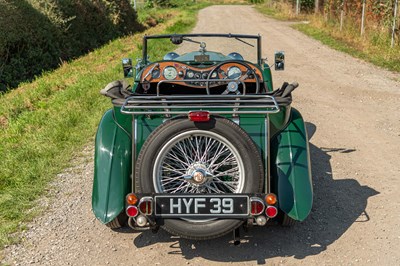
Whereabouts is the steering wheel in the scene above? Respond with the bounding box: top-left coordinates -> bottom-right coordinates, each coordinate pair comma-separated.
205,61 -> 260,95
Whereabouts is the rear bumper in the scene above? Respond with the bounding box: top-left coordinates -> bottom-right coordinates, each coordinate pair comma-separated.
125,193 -> 278,229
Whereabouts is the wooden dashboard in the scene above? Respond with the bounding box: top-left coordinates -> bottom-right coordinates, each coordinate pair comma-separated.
140,61 -> 263,88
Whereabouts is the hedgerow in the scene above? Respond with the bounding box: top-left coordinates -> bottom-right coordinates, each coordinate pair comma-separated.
0,0 -> 143,92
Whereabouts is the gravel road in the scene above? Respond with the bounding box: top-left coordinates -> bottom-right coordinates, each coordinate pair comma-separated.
2,5 -> 400,266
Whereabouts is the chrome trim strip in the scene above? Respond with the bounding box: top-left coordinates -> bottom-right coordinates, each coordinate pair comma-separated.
143,63 -> 159,80
265,115 -> 270,193
138,197 -> 154,215
250,197 -> 265,215
132,116 -> 136,193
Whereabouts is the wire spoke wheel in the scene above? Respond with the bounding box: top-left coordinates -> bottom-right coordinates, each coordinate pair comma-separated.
136,117 -> 263,239
153,131 -> 245,195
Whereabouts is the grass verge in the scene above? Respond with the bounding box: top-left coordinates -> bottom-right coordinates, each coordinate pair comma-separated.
254,2 -> 400,73
255,1 -> 307,21
293,22 -> 400,72
0,1 -> 210,255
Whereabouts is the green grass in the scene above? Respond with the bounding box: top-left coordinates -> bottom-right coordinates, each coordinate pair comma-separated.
255,4 -> 288,20
254,1 -> 306,21
254,2 -> 400,73
293,23 -> 368,58
0,1 -> 208,254
293,23 -> 400,72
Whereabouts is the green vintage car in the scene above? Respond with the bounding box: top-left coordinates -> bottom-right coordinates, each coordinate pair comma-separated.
92,33 -> 312,242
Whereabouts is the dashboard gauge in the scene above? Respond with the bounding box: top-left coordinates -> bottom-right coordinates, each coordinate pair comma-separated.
163,66 -> 178,80
186,70 -> 194,79
202,72 -> 209,79
211,72 -> 218,78
227,66 -> 242,79
151,69 -> 160,79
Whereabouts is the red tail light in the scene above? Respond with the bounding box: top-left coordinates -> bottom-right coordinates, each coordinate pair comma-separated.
265,206 -> 278,218
188,111 -> 210,122
138,198 -> 153,215
126,206 -> 139,217
250,198 -> 265,215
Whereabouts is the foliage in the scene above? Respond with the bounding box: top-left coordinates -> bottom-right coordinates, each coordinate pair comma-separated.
0,0 -> 143,93
256,0 -> 400,72
256,0 -> 307,20
265,0 -> 399,21
153,0 -> 178,7
248,0 -> 265,4
146,0 -> 196,8
291,0 -> 314,12
325,0 -> 398,30
0,0 -> 205,251
294,22 -> 400,71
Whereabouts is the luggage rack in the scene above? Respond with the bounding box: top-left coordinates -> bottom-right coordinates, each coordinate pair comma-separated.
121,94 -> 280,115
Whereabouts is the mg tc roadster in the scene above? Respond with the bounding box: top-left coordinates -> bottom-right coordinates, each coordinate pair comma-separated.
92,33 -> 312,241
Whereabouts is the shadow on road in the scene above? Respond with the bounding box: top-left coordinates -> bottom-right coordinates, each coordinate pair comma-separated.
132,122 -> 379,263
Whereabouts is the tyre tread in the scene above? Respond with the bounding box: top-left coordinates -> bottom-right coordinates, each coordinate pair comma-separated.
281,213 -> 297,227
105,212 -> 127,229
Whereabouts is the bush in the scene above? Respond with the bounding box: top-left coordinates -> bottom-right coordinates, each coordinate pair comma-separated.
290,0 -> 314,12
0,0 -> 143,92
146,0 -> 194,8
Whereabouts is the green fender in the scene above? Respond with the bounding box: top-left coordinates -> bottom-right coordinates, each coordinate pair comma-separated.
92,109 -> 132,224
270,108 -> 313,221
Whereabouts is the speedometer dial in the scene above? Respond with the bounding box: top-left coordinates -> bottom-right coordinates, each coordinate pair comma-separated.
163,66 -> 177,80
227,66 -> 242,79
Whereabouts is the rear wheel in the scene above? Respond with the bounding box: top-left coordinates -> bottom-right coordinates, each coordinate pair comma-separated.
136,116 -> 264,239
106,212 -> 128,229
279,212 -> 296,227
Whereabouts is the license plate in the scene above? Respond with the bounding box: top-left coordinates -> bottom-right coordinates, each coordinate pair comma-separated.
154,195 -> 249,217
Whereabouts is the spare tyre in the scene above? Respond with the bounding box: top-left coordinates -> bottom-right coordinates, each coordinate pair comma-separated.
136,116 -> 263,240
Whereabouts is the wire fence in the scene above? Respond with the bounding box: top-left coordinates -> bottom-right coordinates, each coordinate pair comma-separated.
293,0 -> 399,47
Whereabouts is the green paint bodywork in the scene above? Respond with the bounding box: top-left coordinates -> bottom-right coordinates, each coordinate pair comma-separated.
92,40 -> 312,224
270,108 -> 313,221
263,63 -> 274,91
92,109 -> 132,224
93,105 -> 312,223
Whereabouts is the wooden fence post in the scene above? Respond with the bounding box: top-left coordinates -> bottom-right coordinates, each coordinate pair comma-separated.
392,0 -> 399,47
361,0 -> 366,36
340,0 -> 345,31
296,0 -> 300,16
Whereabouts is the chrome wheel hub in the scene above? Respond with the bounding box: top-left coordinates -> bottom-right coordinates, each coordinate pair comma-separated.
193,170 -> 205,183
185,164 -> 209,185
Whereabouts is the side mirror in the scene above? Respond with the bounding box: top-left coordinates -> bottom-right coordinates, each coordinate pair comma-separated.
274,51 -> 285,71
122,58 -> 133,78
170,35 -> 183,45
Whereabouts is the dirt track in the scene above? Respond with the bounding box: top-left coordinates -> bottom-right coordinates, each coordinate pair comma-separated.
2,5 -> 400,265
